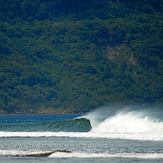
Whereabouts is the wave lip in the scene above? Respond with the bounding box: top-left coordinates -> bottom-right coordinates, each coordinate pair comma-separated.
0,118 -> 91,132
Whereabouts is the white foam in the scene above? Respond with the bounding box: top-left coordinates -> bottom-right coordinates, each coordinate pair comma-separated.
0,131 -> 163,141
91,111 -> 163,133
49,152 -> 163,159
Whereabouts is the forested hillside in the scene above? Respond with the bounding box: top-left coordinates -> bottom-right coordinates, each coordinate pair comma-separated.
0,0 -> 163,113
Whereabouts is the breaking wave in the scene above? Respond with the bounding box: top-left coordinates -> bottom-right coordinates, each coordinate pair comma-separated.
0,106 -> 163,141
0,118 -> 91,132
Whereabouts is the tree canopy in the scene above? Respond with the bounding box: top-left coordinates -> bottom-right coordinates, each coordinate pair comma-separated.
0,0 -> 163,113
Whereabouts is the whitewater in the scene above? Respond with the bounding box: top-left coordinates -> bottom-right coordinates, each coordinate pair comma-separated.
0,109 -> 163,141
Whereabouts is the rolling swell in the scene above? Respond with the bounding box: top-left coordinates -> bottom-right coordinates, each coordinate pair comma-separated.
0,118 -> 92,132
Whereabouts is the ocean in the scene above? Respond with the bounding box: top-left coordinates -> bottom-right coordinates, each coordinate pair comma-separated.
0,106 -> 163,163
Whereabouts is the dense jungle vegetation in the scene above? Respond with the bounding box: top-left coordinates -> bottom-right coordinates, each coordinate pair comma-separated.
0,0 -> 163,113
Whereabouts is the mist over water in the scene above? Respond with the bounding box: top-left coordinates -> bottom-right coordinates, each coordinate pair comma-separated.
0,105 -> 163,141
83,105 -> 163,140
85,105 -> 163,133
91,111 -> 163,133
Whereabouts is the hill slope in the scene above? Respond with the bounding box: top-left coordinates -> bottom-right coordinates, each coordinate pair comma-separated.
0,0 -> 163,113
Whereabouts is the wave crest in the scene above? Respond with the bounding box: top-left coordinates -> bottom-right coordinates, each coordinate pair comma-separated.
0,118 -> 91,132
91,111 -> 163,134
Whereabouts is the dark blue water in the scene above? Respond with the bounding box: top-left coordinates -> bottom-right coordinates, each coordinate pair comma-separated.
0,114 -> 91,132
0,114 -> 80,123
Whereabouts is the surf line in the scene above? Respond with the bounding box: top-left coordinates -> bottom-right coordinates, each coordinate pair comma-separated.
8,150 -> 72,157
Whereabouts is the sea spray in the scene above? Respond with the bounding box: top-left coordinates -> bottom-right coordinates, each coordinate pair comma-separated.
82,105 -> 120,127
0,105 -> 163,141
91,111 -> 163,133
